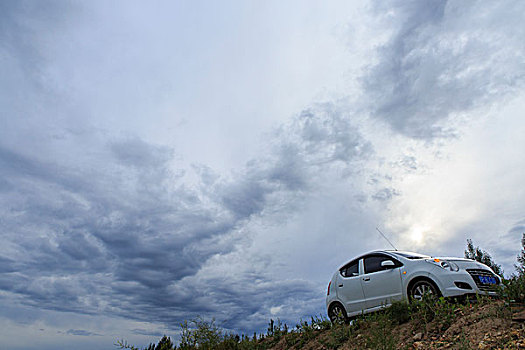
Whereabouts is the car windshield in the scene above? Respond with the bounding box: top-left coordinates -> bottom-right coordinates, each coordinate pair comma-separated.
391,251 -> 430,259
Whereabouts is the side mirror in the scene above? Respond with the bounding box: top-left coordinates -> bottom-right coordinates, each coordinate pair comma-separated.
381,260 -> 395,268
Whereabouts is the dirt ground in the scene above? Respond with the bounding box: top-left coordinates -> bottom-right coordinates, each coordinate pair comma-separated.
266,300 -> 525,349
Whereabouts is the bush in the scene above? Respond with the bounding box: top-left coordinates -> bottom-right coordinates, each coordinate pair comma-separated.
515,233 -> 525,275
364,312 -> 396,350
465,239 -> 504,277
498,232 -> 525,303
500,275 -> 525,303
179,318 -> 223,350
386,300 -> 411,325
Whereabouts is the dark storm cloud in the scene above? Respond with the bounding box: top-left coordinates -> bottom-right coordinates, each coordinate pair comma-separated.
364,0 -> 525,139
219,103 -> 371,221
0,100 -> 370,334
0,256 -> 17,273
1,4 -> 371,327
66,329 -> 101,336
0,137 -> 236,314
207,277 -> 321,332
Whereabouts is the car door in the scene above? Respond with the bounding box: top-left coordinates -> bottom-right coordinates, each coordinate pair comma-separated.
360,253 -> 403,310
336,259 -> 366,314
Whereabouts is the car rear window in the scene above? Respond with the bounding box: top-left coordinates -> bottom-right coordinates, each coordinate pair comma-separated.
340,260 -> 359,277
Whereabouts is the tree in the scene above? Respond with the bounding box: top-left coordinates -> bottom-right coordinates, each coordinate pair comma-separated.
516,233 -> 525,275
464,239 -> 503,277
154,336 -> 174,350
116,336 -> 174,350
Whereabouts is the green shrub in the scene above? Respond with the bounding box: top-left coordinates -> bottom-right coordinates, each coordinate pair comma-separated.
319,322 -> 355,349
465,239 -> 504,277
364,312 -> 396,350
516,233 -> 525,275
115,336 -> 175,350
386,300 -> 411,325
432,297 -> 457,330
410,293 -> 437,324
500,274 -> 525,303
177,318 -> 228,350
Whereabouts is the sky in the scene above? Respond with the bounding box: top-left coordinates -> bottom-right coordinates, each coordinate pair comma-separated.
1,0 -> 525,349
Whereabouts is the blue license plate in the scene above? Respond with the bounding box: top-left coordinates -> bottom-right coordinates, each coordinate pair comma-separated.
478,276 -> 497,285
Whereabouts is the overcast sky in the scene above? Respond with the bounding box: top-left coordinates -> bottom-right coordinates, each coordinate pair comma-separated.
1,1 -> 525,349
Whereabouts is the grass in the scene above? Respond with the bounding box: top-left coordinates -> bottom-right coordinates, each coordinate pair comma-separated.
114,299 -> 478,349
116,275 -> 525,350
500,274 -> 525,303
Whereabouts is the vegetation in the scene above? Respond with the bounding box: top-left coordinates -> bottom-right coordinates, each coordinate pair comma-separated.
517,233 -> 525,274
500,232 -> 525,303
464,238 -> 504,277
117,237 -> 525,349
117,293 -> 524,349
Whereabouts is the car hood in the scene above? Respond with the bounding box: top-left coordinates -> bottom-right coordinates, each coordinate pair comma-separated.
433,257 -> 494,271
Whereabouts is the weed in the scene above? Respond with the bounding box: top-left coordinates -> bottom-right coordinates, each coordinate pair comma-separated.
364,312 -> 397,350
386,300 -> 411,325
456,331 -> 472,350
319,323 -> 352,349
284,331 -> 300,347
116,293 -> 517,350
295,320 -> 315,348
500,275 -> 525,303
433,297 -> 457,330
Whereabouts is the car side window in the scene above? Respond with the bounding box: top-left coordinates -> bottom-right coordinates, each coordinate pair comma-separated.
364,254 -> 402,274
340,260 -> 359,278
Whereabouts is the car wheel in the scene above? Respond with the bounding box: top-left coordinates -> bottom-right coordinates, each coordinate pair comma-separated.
409,280 -> 439,302
328,302 -> 348,324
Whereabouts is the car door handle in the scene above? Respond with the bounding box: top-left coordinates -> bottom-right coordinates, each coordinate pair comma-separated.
362,277 -> 370,281
338,284 -> 343,287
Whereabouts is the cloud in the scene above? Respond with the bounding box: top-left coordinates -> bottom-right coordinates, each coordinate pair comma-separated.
372,187 -> 400,201
508,220 -> 525,237
0,97 -> 372,336
363,0 -> 525,139
0,136 -> 233,312
66,329 -> 102,337
2,1 -> 525,348
0,1 -> 70,75
131,329 -> 164,337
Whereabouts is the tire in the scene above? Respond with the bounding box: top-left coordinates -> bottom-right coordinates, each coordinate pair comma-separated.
409,280 -> 439,302
328,302 -> 348,324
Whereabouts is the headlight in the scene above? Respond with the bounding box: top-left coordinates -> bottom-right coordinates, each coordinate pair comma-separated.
426,258 -> 459,272
440,261 -> 459,271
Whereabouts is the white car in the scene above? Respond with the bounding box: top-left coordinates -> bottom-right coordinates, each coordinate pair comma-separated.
326,250 -> 501,322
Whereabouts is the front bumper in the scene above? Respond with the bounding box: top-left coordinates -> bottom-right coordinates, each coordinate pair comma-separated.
435,269 -> 500,298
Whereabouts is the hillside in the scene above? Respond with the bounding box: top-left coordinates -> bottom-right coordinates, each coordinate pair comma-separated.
263,298 -> 524,349
118,296 -> 524,350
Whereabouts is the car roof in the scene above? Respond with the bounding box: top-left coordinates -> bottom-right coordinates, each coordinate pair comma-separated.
382,250 -> 432,258
339,250 -> 430,268
359,249 -> 423,256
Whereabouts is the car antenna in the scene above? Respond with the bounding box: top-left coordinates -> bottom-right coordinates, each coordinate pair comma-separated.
376,227 -> 398,251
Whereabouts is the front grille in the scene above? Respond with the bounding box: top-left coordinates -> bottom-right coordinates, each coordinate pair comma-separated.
466,269 -> 500,292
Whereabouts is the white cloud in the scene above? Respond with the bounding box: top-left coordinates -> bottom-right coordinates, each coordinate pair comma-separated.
377,92 -> 525,264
